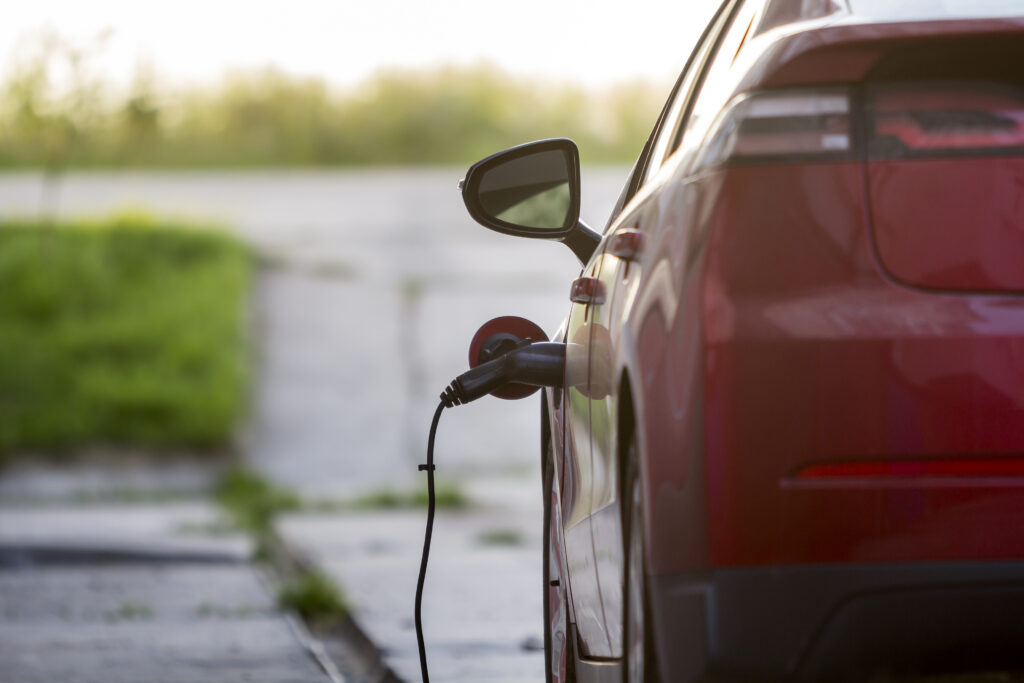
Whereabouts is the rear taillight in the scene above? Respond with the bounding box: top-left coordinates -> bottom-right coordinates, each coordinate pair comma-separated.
864,81 -> 1024,292
695,89 -> 852,170
869,83 -> 1024,158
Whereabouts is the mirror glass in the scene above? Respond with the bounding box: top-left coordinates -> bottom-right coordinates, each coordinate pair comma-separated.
476,149 -> 572,230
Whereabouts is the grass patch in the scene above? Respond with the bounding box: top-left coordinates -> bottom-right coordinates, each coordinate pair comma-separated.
0,215 -> 251,460
105,600 -> 154,622
175,520 -> 240,537
476,527 -> 523,546
195,601 -> 268,619
351,481 -> 470,511
277,570 -> 347,627
210,470 -> 346,634
214,467 -> 300,535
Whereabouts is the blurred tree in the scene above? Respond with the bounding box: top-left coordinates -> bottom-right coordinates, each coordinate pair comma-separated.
120,61 -> 161,161
0,49 -> 667,168
2,29 -> 111,219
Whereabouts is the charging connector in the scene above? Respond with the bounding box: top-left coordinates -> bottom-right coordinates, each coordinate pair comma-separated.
440,341 -> 565,407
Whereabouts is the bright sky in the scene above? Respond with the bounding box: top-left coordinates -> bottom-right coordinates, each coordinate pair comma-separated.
1,0 -> 721,90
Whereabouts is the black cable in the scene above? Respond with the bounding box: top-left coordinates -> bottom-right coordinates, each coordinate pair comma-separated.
415,348 -> 562,681
415,400 -> 446,683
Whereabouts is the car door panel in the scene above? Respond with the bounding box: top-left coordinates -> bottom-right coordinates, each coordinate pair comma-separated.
587,241 -> 632,657
583,1 -> 750,654
561,257 -> 608,656
586,198 -> 658,657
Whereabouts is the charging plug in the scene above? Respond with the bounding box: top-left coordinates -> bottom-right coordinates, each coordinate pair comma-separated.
441,341 -> 565,407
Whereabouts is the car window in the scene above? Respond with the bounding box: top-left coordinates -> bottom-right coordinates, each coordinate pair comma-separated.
641,3 -> 739,184
673,1 -> 761,164
848,0 -> 1022,20
605,0 -> 738,227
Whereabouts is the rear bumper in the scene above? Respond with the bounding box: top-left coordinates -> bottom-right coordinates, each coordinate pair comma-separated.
650,562 -> 1024,682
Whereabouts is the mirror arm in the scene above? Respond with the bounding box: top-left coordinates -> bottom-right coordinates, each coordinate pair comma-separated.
560,219 -> 601,264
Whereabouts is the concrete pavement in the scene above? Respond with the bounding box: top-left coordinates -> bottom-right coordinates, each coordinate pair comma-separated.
277,477 -> 546,683
0,168 -> 632,682
0,498 -> 340,683
0,563 -> 331,683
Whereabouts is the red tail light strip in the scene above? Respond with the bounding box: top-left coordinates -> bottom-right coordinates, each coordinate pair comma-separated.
869,83 -> 1024,157
696,83 -> 1024,171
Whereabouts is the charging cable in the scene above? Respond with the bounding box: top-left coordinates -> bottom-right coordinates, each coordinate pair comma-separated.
415,401 -> 445,683
415,340 -> 565,683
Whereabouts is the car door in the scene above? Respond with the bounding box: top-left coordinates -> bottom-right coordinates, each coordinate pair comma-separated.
584,0 -> 748,656
556,6 -> 732,656
560,254 -> 609,657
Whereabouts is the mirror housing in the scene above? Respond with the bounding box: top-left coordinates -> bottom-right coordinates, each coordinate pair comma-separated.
460,138 -> 601,264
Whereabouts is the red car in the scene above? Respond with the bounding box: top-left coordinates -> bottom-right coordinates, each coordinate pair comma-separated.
459,1 -> 1024,681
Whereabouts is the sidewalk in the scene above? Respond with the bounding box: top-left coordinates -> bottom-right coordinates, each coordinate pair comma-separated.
0,471 -> 340,683
250,240 -> 557,682
0,168 -> 627,683
277,477 -> 545,683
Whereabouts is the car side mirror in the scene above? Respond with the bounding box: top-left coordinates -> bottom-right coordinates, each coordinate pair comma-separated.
460,138 -> 600,264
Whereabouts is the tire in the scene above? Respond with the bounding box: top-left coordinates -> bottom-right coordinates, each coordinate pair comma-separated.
623,440 -> 659,683
543,440 -> 573,683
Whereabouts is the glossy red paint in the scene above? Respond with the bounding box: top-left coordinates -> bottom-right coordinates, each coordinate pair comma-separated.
697,160 -> 1024,568
463,1 -> 1024,678
868,157 -> 1024,292
755,19 -> 1024,91
794,458 -> 1024,480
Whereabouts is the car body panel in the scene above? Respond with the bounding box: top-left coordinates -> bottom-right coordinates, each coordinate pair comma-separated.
869,156 -> 1024,292
748,17 -> 1024,92
585,249 -> 625,657
525,0 -> 1024,678
561,258 -> 608,656
701,161 -> 1024,566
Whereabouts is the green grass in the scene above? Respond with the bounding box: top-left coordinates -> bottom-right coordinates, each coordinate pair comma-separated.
195,601 -> 267,619
277,570 -> 347,626
214,467 -> 300,535
351,481 -> 471,511
105,600 -> 155,622
476,527 -> 523,546
0,215 -> 251,460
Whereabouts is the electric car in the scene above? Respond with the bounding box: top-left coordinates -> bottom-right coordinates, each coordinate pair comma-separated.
459,1 -> 1024,681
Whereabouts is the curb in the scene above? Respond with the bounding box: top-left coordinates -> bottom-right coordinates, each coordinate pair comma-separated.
0,543 -> 246,568
265,529 -> 404,683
